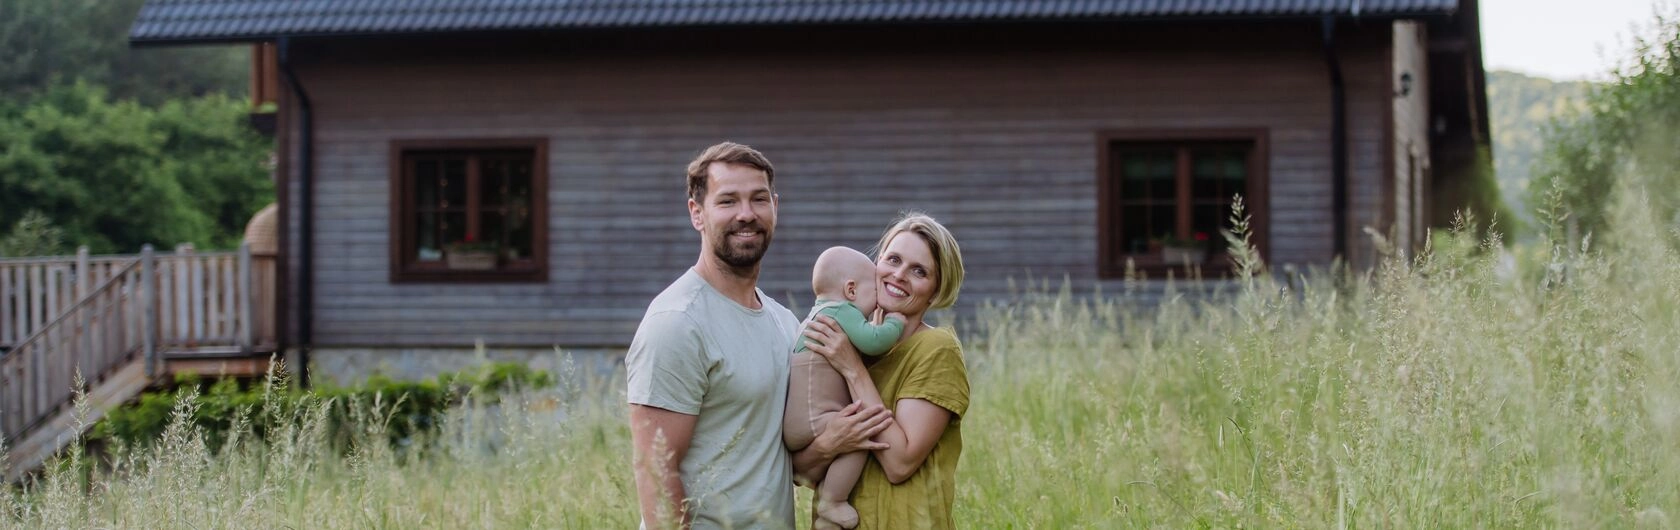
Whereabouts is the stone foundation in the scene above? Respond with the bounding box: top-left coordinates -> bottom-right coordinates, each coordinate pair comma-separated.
290,345 -> 625,387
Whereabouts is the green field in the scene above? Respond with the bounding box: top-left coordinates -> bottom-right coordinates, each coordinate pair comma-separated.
6,208 -> 1678,529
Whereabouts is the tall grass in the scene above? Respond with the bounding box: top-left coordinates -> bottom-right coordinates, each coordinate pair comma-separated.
5,194 -> 1678,528
961,194 -> 1679,528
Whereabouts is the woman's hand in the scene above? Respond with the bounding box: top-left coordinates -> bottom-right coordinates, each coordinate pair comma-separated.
804,315 -> 867,380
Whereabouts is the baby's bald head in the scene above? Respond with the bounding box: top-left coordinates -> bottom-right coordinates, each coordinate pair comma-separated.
812,246 -> 880,312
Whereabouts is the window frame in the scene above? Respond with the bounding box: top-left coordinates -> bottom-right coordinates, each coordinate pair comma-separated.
1096,129 -> 1270,279
388,138 -> 549,283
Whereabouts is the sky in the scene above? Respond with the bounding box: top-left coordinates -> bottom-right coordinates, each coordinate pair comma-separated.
1481,0 -> 1670,80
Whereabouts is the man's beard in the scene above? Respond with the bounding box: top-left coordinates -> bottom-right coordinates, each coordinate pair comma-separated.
711,221 -> 771,271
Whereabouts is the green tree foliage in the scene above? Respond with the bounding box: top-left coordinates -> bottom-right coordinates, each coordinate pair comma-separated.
1531,13 -> 1680,242
1486,70 -> 1592,223
0,82 -> 272,254
0,0 -> 245,104
0,0 -> 265,257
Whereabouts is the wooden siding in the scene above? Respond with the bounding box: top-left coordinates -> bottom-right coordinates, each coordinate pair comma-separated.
1392,20 -> 1433,253
280,24 -> 1396,348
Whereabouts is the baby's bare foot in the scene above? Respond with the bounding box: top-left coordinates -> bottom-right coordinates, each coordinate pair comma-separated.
816,498 -> 859,529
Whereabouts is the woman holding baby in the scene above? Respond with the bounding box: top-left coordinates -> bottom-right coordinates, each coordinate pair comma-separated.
794,212 -> 970,530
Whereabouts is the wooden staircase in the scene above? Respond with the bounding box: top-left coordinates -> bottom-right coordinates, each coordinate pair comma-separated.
0,243 -> 277,481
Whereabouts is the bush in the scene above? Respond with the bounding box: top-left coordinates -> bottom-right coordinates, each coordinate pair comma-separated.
0,210 -> 68,257
91,362 -> 555,453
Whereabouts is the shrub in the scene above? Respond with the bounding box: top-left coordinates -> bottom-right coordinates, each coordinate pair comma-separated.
91,362 -> 555,453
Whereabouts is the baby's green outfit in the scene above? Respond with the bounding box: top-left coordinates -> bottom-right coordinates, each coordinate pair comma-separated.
794,299 -> 904,355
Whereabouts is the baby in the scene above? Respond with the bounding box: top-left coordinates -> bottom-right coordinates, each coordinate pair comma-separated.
784,246 -> 906,530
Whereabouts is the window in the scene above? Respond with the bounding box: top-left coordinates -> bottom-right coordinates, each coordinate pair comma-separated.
390,139 -> 548,282
1098,130 -> 1268,277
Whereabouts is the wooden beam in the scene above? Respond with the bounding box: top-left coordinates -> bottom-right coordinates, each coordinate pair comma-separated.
239,243 -> 254,351
141,246 -> 157,377
166,357 -> 272,379
1427,37 -> 1468,53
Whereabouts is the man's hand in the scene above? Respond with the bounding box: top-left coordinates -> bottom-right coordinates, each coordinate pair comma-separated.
819,401 -> 893,455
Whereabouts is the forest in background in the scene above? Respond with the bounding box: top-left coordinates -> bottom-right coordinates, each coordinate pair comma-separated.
0,0 -> 271,257
1486,70 -> 1593,228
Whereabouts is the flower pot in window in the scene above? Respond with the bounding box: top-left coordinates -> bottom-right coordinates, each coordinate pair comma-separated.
446,250 -> 497,270
1160,245 -> 1205,265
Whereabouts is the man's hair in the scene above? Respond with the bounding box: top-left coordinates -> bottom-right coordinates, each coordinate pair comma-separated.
686,142 -> 775,202
873,212 -> 966,310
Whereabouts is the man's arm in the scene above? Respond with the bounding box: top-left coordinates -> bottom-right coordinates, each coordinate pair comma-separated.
625,310 -> 708,529
630,404 -> 698,530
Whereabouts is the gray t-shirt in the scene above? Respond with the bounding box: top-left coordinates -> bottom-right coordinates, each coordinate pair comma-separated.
626,268 -> 801,530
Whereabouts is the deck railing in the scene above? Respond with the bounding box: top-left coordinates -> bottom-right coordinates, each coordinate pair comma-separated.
0,243 -> 276,444
0,250 -> 138,351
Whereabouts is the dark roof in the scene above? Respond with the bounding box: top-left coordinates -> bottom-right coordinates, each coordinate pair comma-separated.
130,0 -> 1460,45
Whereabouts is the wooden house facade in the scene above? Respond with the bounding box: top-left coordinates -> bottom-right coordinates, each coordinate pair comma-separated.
125,0 -> 1491,381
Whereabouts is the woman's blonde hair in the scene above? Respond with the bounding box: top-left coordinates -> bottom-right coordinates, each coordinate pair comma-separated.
874,212 -> 965,310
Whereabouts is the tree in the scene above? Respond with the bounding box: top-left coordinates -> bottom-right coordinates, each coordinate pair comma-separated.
1531,12 -> 1680,243
0,82 -> 272,254
0,0 -> 245,103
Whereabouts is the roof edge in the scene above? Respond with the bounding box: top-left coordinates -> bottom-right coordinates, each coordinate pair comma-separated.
129,11 -> 1460,48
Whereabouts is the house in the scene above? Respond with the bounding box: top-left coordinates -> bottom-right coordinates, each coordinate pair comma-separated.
120,0 -> 1488,383
2,0 -> 1489,478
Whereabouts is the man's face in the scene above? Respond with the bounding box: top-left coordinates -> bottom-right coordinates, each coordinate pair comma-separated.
689,162 -> 777,270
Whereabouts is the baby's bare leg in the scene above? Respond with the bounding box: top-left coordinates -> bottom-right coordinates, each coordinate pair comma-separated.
814,451 -> 867,528
821,451 -> 867,502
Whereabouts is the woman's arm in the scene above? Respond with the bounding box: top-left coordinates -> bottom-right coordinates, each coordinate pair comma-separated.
878,399 -> 950,484
804,316 -> 952,484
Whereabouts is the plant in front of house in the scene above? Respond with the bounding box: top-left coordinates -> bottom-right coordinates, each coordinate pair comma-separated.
445,234 -> 498,270
90,361 -> 556,453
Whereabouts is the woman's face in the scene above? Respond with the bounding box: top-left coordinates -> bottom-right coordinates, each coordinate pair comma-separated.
876,232 -> 938,317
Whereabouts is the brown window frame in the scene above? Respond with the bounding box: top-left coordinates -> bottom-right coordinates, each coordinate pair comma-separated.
389,138 -> 549,283
1097,129 -> 1270,279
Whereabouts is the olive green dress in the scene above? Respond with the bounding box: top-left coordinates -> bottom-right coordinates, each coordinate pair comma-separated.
849,327 -> 970,529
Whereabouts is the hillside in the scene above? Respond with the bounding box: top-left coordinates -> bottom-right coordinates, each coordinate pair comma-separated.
1486,70 -> 1594,222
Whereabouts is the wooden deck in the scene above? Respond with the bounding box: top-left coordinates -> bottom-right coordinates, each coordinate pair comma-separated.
0,243 -> 277,482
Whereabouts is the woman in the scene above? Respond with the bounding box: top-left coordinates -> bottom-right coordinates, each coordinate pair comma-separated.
800,212 -> 970,529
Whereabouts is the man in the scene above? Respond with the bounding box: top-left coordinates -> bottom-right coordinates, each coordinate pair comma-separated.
627,142 -> 893,529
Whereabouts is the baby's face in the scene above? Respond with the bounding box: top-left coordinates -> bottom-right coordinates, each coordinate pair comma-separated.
851,276 -> 881,314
